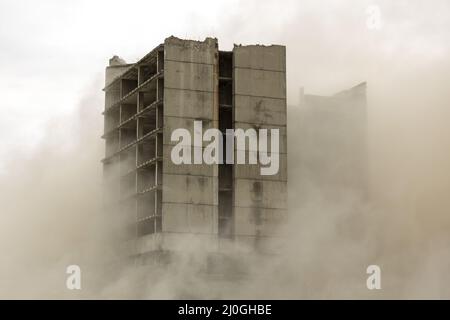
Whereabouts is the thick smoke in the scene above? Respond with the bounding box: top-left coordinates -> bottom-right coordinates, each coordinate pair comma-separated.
0,0 -> 450,299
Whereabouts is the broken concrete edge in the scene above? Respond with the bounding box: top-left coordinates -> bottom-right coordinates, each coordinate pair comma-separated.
163,35 -> 286,50
164,35 -> 218,48
109,55 -> 127,66
234,43 -> 285,49
104,37 -> 289,90
103,43 -> 164,91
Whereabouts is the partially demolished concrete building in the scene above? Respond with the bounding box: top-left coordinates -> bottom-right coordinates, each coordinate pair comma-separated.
102,37 -> 287,263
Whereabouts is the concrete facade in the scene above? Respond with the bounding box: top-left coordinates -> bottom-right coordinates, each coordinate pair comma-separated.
102,37 -> 287,260
162,37 -> 219,244
233,45 -> 287,247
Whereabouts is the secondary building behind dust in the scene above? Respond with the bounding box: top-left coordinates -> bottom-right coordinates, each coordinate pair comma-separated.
102,36 -> 287,268
298,82 -> 368,201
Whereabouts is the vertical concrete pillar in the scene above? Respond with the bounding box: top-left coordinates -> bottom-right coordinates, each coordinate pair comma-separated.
161,37 -> 219,240
232,44 -> 288,249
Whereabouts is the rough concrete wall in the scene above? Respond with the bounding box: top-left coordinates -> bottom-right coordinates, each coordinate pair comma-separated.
232,44 -> 288,243
162,37 -> 219,236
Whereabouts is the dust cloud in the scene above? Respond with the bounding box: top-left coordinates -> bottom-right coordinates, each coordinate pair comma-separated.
1,0 -> 450,299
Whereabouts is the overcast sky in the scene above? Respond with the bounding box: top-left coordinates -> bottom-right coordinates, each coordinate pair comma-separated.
0,0 -> 449,172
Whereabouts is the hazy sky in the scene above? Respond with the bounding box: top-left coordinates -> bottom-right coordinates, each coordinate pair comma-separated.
0,0 -> 449,172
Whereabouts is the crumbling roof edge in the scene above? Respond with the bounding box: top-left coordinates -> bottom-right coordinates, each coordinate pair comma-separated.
103,43 -> 164,91
233,43 -> 286,49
